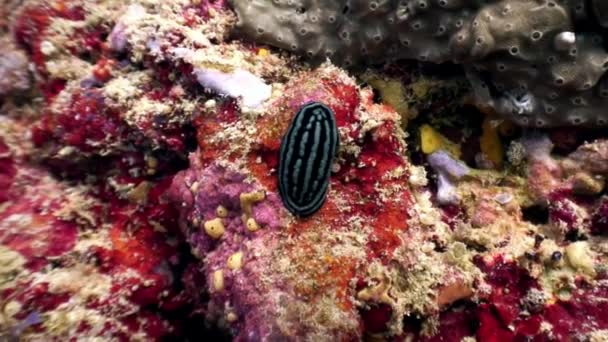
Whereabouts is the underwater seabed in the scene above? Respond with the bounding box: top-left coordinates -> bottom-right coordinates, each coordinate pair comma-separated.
1,0 -> 608,341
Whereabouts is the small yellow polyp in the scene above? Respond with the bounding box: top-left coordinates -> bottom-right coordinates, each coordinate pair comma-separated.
419,124 -> 461,158
226,312 -> 238,322
245,217 -> 259,232
240,190 -> 266,216
203,218 -> 225,239
216,205 -> 228,218
227,251 -> 243,270
212,270 -> 224,292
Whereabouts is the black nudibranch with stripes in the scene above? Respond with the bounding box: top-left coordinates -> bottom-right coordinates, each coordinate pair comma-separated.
278,102 -> 339,217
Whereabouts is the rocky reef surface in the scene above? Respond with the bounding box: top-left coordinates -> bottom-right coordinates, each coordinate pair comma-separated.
1,0 -> 608,341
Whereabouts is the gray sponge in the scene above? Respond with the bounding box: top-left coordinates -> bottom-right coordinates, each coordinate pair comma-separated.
459,1 -> 608,126
231,0 -> 480,66
230,0 -> 608,127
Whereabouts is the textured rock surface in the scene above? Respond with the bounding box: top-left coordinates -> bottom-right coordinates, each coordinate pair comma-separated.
231,0 -> 608,127
2,0 -> 608,340
0,117 -> 197,340
0,37 -> 30,96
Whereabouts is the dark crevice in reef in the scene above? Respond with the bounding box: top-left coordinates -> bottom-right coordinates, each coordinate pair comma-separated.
405,101 -> 485,170
418,61 -> 467,79
522,205 -> 550,225
161,243 -> 233,342
571,0 -> 608,52
565,229 -> 589,242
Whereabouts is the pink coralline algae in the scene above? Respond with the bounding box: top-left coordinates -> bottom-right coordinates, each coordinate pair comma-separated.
591,199 -> 608,235
170,153 -> 283,252
16,0 -> 233,176
170,157 -> 289,339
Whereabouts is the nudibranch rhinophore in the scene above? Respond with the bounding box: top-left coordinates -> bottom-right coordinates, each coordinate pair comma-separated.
278,102 -> 339,217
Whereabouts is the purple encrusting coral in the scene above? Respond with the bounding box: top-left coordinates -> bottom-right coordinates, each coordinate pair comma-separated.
170,152 -> 282,236
427,150 -> 470,179
169,151 -> 290,339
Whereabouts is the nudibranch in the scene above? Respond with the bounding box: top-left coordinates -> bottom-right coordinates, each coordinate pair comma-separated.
278,102 -> 339,217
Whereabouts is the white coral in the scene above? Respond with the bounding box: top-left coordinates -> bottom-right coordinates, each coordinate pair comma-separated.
194,68 -> 271,108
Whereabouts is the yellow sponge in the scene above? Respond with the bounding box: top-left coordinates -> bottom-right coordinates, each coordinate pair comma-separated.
480,118 -> 504,168
257,48 -> 270,57
419,124 -> 461,158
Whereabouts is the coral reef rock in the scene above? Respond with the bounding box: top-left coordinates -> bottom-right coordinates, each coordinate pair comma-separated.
2,0 -> 608,340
